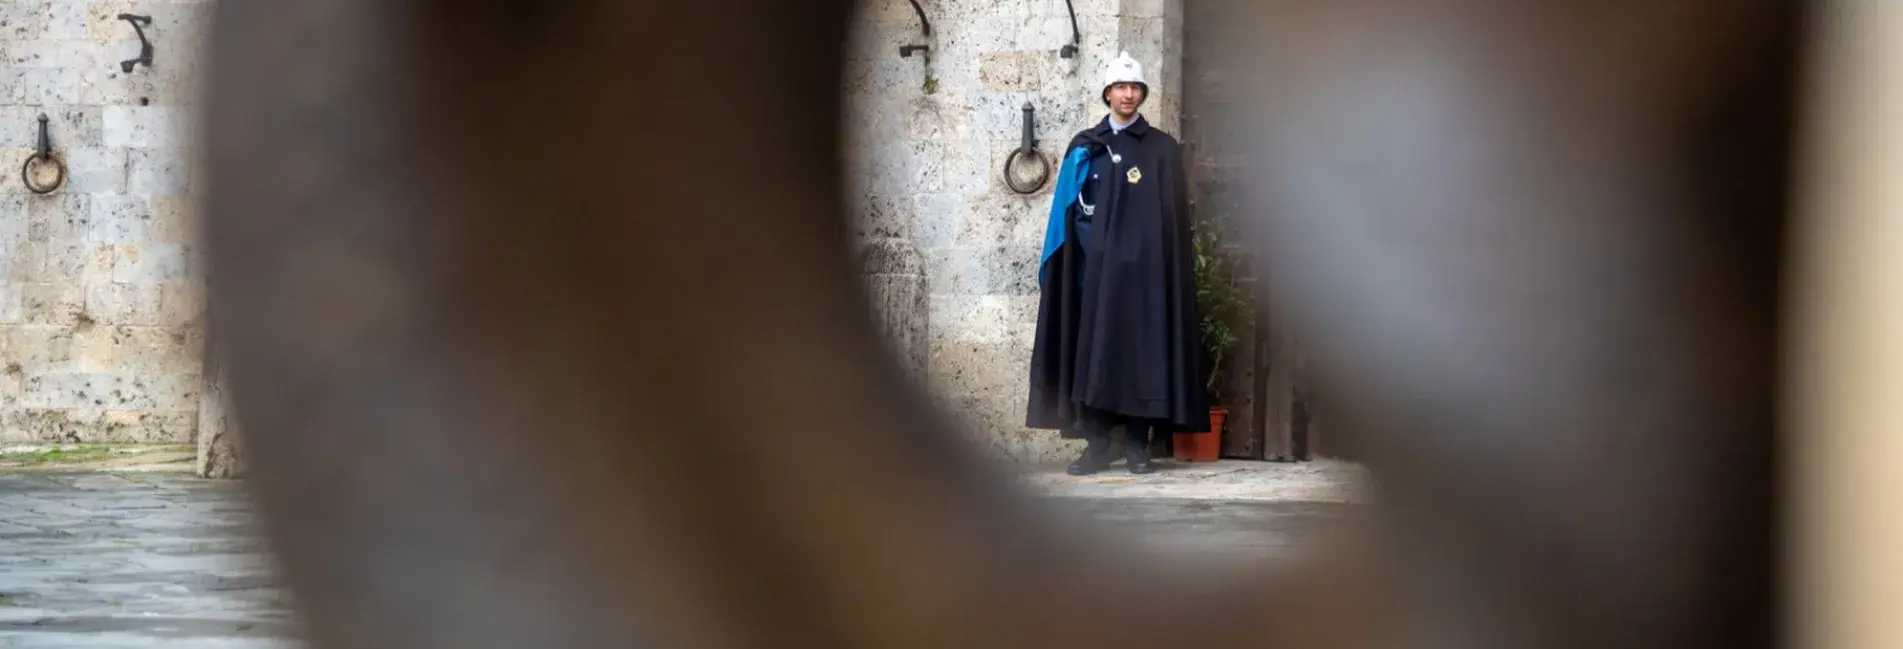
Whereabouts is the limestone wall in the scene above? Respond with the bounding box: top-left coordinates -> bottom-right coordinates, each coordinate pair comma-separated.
845,0 -> 1183,463
0,0 -> 1185,465
0,0 -> 209,444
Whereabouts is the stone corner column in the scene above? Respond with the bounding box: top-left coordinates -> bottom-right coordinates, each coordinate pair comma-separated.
194,333 -> 246,479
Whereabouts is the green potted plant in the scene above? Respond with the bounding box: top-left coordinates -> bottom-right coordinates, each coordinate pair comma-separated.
1175,217 -> 1246,462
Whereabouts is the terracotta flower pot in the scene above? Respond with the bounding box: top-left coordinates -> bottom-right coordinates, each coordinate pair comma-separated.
1172,406 -> 1226,462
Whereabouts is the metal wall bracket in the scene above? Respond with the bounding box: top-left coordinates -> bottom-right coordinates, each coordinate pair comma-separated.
899,0 -> 931,58
1060,0 -> 1080,58
117,14 -> 154,72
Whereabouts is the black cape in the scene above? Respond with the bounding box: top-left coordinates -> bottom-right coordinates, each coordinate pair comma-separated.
1026,115 -> 1211,437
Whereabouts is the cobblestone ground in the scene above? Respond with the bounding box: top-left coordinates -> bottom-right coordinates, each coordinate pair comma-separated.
0,465 -> 1363,648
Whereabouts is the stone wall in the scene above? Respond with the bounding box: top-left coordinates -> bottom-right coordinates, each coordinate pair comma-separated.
845,0 -> 1183,463
0,0 -> 209,445
0,0 -> 1185,468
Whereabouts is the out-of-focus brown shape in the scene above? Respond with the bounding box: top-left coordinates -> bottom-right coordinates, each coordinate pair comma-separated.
199,0 -> 1801,648
1789,1 -> 1903,648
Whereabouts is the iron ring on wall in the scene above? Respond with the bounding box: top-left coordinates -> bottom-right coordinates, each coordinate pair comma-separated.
21,153 -> 65,195
1004,148 -> 1051,195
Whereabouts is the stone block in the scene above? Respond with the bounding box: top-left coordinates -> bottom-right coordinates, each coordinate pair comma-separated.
3,242 -> 43,283
26,193 -> 89,244
84,1 -> 134,39
841,91 -> 908,146
9,408 -> 97,443
156,281 -> 197,327
146,194 -> 192,243
84,373 -> 149,410
928,294 -> 1013,343
111,325 -> 196,379
60,147 -> 127,194
0,148 -> 36,195
80,242 -> 115,284
3,40 -> 60,68
51,105 -> 102,148
103,105 -> 184,148
963,189 -> 1044,247
847,142 -> 910,196
850,191 -> 914,241
68,321 -> 114,372
1121,0 -> 1169,18
925,336 -> 1052,456
83,282 -> 162,326
73,369 -> 158,413
21,282 -> 83,325
0,196 -> 27,245
79,66 -> 178,106
925,246 -> 1039,297
906,93 -> 972,140
41,239 -> 105,285
40,369 -> 107,411
1,325 -> 73,372
11,67 -> 85,106
0,3 -> 48,40
127,147 -> 187,195
99,408 -> 197,443
122,370 -> 203,413
910,192 -> 962,249
0,285 -> 24,326
18,372 -> 80,409
859,238 -> 930,384
0,111 -> 35,148
905,140 -> 951,194
55,39 -> 108,70
946,139 -> 992,195
858,0 -> 922,25
40,1 -> 86,39
979,51 -> 1033,93
89,194 -> 149,244
109,242 -> 186,284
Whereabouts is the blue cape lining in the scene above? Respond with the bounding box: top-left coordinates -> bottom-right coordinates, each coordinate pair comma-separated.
1038,146 -> 1093,285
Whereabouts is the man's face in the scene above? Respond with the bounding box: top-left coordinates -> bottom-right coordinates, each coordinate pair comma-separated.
1106,82 -> 1144,120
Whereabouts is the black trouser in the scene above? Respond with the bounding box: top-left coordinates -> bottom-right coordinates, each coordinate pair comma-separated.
1080,418 -> 1152,460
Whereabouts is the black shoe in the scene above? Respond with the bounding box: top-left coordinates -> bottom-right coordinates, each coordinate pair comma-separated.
1126,458 -> 1156,475
1125,427 -> 1156,475
1067,438 -> 1113,476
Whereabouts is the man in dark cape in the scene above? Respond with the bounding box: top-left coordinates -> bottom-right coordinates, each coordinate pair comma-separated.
1026,51 -> 1209,476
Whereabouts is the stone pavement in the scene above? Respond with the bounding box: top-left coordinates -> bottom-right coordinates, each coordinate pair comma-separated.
0,463 -> 1366,648
0,473 -> 292,648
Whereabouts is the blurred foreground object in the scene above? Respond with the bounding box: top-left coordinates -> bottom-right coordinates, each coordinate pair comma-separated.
1790,0 -> 1903,647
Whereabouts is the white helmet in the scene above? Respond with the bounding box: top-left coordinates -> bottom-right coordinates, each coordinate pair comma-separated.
1101,51 -> 1148,105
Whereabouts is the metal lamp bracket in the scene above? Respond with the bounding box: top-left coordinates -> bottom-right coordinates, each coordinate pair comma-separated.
899,0 -> 931,58
1060,0 -> 1080,58
117,14 -> 154,72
